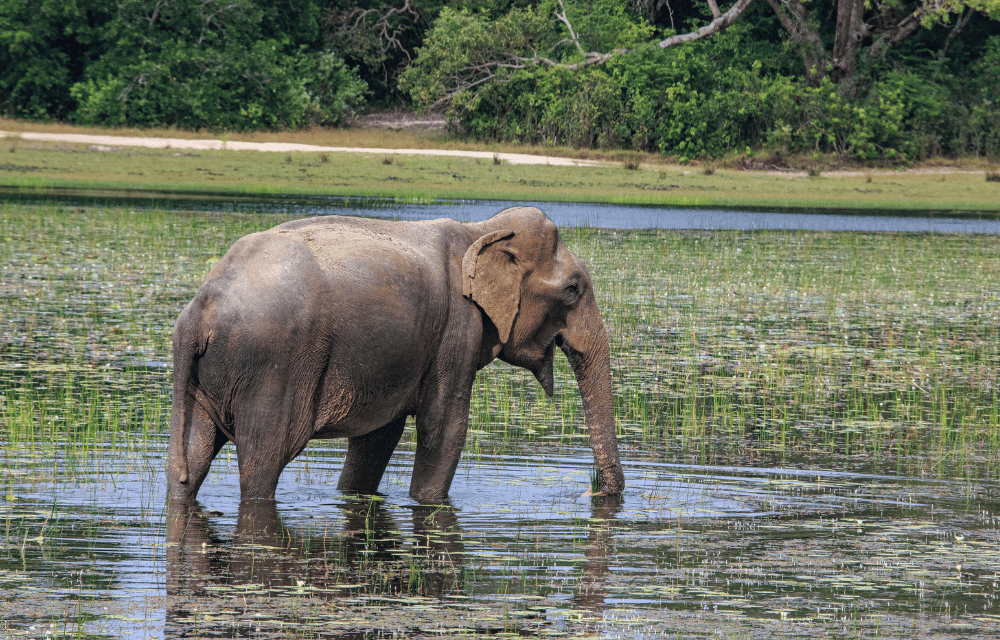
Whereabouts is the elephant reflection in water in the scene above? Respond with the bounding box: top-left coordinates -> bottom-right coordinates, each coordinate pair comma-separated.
165,496 -> 622,636
573,495 -> 622,614
165,498 -> 464,636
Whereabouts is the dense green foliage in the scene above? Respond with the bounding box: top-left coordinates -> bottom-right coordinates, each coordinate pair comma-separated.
401,1 -> 1000,161
2,0 -> 999,159
1,0 -> 366,130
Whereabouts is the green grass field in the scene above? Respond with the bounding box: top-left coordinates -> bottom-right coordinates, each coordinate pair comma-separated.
3,123 -> 999,211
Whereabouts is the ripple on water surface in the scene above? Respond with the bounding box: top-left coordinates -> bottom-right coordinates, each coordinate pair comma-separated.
4,439 -> 1000,639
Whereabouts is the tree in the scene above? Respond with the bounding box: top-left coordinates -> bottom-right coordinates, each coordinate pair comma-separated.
70,0 -> 366,130
402,0 -> 1000,110
402,0 -> 751,107
1,0 -> 367,128
767,0 -> 1000,86
0,0 -> 111,119
400,0 -> 761,108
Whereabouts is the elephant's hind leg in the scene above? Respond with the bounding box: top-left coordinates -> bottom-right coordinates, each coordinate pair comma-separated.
235,436 -> 294,501
337,417 -> 407,494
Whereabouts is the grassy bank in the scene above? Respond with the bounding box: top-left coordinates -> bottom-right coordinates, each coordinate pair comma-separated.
2,124 -> 999,211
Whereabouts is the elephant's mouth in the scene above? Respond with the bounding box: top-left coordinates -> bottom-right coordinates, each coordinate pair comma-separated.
533,340 -> 556,397
505,332 -> 562,398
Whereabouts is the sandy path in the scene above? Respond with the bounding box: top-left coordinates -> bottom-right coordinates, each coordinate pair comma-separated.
0,130 -> 602,167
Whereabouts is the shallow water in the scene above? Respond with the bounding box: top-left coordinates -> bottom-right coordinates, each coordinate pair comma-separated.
3,186 -> 1000,232
6,437 -> 1000,639
4,203 -> 1000,638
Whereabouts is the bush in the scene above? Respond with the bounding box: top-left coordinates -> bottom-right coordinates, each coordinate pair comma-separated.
405,6 -> 1000,162
71,42 -> 315,131
302,52 -> 368,127
65,0 -> 366,131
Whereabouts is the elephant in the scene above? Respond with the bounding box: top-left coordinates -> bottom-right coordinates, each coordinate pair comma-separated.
167,206 -> 624,504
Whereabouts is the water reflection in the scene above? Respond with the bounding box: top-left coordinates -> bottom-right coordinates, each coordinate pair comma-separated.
165,498 -> 464,598
163,493 -> 625,637
5,439 -> 1000,638
573,495 -> 622,613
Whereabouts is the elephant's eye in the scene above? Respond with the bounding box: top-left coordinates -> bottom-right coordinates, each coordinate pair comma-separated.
561,282 -> 581,305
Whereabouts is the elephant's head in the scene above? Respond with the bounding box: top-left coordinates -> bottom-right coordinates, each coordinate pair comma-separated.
463,207 -> 625,496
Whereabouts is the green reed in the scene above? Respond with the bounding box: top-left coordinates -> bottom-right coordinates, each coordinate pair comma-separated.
0,204 -> 283,486
559,227 -> 1000,474
3,204 -> 999,480
467,226 -> 1000,478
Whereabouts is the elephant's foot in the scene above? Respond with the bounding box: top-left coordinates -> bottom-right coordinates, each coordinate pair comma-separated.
167,478 -> 199,505
597,462 -> 626,496
408,482 -> 452,505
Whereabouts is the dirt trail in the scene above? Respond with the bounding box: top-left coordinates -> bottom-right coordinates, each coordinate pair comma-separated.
0,130 -> 602,167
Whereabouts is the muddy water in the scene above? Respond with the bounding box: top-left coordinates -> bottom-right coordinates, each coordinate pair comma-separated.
3,204 -> 1000,639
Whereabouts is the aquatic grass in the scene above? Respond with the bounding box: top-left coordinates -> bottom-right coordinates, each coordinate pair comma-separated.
0,205 -> 288,497
4,202 -> 1000,637
8,203 -> 996,477
503,226 -> 1000,477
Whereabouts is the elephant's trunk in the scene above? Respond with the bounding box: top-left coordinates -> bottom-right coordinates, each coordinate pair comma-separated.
559,293 -> 625,496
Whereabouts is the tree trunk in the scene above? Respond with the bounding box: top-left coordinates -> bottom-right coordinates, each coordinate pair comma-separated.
831,0 -> 866,83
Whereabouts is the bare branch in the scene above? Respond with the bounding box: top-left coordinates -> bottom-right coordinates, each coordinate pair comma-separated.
345,0 -> 419,64
555,0 -> 586,54
144,0 -> 169,27
657,0 -> 756,47
196,2 -> 244,46
555,0 -> 759,65
424,0 -> 758,108
764,0 -> 828,83
939,7 -> 975,60
864,0 -> 963,63
325,0 -> 421,85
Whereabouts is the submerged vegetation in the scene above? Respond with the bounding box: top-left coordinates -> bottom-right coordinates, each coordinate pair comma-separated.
3,203 -> 1000,637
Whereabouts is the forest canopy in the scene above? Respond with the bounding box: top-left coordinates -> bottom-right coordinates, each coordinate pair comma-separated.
2,0 -> 998,161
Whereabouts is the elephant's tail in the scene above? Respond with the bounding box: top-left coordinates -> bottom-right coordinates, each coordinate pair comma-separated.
170,303 -> 206,486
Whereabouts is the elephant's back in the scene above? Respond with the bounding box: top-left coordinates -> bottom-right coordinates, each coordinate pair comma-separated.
264,216 -> 450,273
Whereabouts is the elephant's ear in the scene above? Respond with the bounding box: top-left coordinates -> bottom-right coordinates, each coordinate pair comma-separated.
463,229 -> 519,344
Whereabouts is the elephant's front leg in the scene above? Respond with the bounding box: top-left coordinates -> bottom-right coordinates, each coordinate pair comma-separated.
337,416 -> 407,494
409,384 -> 474,503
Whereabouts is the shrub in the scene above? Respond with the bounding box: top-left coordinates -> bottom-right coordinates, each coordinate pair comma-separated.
302,52 -> 368,127
68,0 -> 365,131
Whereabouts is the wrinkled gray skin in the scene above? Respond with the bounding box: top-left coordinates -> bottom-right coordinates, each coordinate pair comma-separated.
168,207 -> 624,504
